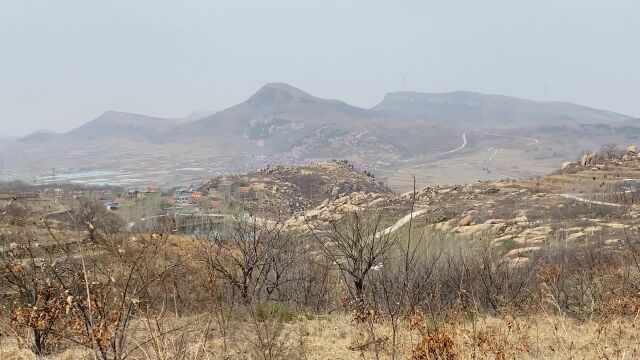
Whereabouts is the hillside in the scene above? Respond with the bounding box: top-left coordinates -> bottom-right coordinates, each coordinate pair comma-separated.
182,83 -> 373,134
64,111 -> 188,140
373,90 -> 631,128
203,160 -> 391,216
287,145 -> 640,267
172,83 -> 394,155
4,150 -> 640,359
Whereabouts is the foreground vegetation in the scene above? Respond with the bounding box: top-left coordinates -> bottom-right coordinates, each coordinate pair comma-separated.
2,179 -> 640,360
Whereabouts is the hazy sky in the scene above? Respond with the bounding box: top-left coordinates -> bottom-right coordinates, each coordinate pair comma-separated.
1,0 -> 638,137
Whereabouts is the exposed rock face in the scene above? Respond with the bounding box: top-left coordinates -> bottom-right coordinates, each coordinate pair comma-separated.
459,215 -> 474,226
580,154 -> 589,166
569,145 -> 640,170
561,161 -> 573,170
203,160 -> 391,218
579,152 -> 597,166
284,191 -> 396,231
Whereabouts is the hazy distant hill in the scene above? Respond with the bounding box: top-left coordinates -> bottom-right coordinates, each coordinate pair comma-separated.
174,83 -> 458,157
25,85 -> 631,145
19,111 -> 188,143
373,91 -> 631,128
64,111 -> 188,140
177,83 -> 374,137
17,130 -> 57,143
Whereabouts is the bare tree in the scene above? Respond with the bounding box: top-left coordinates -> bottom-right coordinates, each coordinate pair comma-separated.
600,143 -> 621,160
75,198 -> 123,243
2,196 -> 192,359
197,217 -> 294,305
307,210 -> 398,311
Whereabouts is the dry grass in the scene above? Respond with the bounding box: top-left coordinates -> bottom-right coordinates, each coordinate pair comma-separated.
3,313 -> 640,359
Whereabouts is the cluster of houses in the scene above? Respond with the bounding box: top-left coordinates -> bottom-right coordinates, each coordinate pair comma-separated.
164,180 -> 254,214
102,185 -> 160,211
44,180 -> 256,215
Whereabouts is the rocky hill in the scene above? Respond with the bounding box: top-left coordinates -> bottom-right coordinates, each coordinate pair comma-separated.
284,144 -> 640,267
203,160 -> 391,217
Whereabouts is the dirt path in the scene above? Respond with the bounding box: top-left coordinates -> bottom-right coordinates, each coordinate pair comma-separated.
559,194 -> 624,207
488,148 -> 501,162
377,209 -> 428,237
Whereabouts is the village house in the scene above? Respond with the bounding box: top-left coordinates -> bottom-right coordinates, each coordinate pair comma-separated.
103,200 -> 118,211
235,186 -> 253,200
173,187 -> 191,201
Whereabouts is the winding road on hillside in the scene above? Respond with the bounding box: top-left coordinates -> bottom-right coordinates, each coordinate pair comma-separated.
441,133 -> 467,154
460,130 -> 540,179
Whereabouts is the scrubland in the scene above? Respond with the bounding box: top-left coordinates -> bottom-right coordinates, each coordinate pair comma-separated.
2,164 -> 640,359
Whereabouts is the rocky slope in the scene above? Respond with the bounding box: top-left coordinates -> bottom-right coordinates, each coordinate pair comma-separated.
204,160 -> 391,217
283,145 -> 640,266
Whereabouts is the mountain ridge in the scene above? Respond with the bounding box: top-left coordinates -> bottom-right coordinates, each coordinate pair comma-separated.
20,84 -> 631,142
373,90 -> 631,127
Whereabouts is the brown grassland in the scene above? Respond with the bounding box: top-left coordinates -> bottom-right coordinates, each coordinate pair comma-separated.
2,167 -> 640,359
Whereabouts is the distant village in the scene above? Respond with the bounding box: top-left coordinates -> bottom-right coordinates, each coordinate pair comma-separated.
45,179 -> 255,217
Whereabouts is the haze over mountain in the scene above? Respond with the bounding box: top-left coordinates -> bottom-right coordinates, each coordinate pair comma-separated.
6,82 -> 638,190
19,111 -> 191,143
20,83 -> 630,144
373,91 -> 631,128
178,83 -> 375,136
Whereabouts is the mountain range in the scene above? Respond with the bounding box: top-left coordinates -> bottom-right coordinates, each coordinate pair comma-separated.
5,83 -> 639,189
21,83 -> 632,143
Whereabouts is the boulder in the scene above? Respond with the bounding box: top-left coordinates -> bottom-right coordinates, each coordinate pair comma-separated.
484,218 -> 506,225
580,154 -> 589,166
566,232 -> 585,241
561,161 -> 573,170
506,246 -> 540,258
458,215 -> 473,226
587,151 -> 597,165
513,216 -> 528,224
628,145 -> 638,154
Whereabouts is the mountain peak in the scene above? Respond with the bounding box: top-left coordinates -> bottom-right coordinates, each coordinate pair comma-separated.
247,83 -> 316,105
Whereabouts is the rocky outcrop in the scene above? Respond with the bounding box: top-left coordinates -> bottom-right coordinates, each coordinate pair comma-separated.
204,160 -> 391,218
284,191 -> 394,231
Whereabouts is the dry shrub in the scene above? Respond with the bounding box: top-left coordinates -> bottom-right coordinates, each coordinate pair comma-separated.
412,327 -> 459,360
241,306 -> 307,360
409,311 -> 460,360
473,315 -> 530,360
